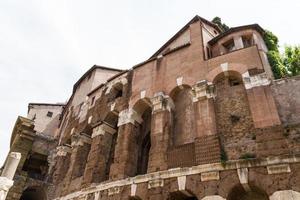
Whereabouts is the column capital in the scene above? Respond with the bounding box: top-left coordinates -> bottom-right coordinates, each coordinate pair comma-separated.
92,122 -> 116,138
117,108 -> 143,127
71,133 -> 92,147
151,92 -> 174,113
56,145 -> 72,156
243,72 -> 270,89
192,80 -> 215,102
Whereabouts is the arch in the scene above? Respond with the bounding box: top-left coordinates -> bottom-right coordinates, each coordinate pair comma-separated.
106,80 -> 126,102
131,98 -> 153,175
132,98 -> 152,115
169,85 -> 196,146
20,186 -> 47,200
135,103 -> 152,175
206,63 -> 248,83
227,184 -> 269,200
168,191 -> 199,200
213,70 -> 255,160
102,111 -> 119,180
169,84 -> 192,100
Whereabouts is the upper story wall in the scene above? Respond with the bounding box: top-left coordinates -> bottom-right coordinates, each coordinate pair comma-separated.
27,103 -> 64,138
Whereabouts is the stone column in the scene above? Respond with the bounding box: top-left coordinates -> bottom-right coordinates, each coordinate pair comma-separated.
109,109 -> 142,180
52,145 -> 71,197
62,133 -> 91,195
147,93 -> 174,172
192,81 -> 221,165
0,152 -> 21,200
243,72 -> 281,128
82,122 -> 116,187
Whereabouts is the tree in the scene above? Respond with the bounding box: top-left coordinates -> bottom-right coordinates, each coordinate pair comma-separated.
283,46 -> 300,76
263,30 -> 288,79
266,51 -> 287,79
263,30 -> 279,52
212,17 -> 229,32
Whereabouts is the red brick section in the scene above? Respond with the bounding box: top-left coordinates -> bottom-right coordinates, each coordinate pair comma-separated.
82,132 -> 115,187
147,109 -> 171,172
195,135 -> 221,165
167,142 -> 196,168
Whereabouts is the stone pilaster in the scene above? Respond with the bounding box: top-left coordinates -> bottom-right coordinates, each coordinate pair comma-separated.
147,93 -> 174,172
192,80 -> 217,137
82,122 -> 117,187
0,177 -> 13,200
192,81 -> 221,165
0,152 -> 21,200
62,133 -> 91,195
243,72 -> 281,128
52,145 -> 72,184
109,109 -> 142,180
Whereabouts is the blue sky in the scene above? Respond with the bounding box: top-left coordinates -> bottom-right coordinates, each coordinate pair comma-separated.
1,0 -> 299,165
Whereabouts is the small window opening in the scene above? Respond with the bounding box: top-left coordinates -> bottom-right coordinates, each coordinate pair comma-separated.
32,114 -> 36,121
206,47 -> 212,59
91,96 -> 95,106
77,103 -> 84,116
46,111 -> 53,118
223,39 -> 235,53
242,35 -> 254,48
229,78 -> 241,86
230,114 -> 240,124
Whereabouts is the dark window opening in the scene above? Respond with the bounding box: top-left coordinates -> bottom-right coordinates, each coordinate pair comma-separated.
91,96 -> 95,106
242,34 -> 254,48
46,111 -> 53,118
22,153 -> 48,181
32,114 -> 36,121
206,47 -> 212,59
223,39 -> 235,53
229,78 -> 241,86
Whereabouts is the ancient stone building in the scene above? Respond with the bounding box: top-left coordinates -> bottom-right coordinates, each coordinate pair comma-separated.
1,15 -> 300,200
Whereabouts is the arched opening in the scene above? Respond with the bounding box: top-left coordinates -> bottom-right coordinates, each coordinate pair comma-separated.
103,112 -> 119,180
213,71 -> 255,160
20,186 -> 47,200
227,184 -> 269,200
168,191 -> 198,200
170,85 -> 196,146
133,99 -> 152,175
107,82 -> 123,102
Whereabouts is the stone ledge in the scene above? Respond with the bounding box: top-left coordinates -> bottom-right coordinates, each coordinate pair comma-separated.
53,154 -> 300,200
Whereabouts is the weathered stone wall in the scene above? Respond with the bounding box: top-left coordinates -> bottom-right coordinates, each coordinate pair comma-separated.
214,76 -> 255,160
271,75 -> 300,125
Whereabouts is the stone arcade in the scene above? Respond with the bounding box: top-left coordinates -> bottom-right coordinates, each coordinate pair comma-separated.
1,15 -> 300,200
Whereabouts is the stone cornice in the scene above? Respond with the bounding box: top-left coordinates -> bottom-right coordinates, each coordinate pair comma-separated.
54,154 -> 300,200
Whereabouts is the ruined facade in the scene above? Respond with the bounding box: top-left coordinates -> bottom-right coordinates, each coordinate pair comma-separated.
2,15 -> 300,200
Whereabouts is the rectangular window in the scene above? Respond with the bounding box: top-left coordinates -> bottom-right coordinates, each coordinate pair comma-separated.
46,111 -> 53,118
91,96 -> 95,106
